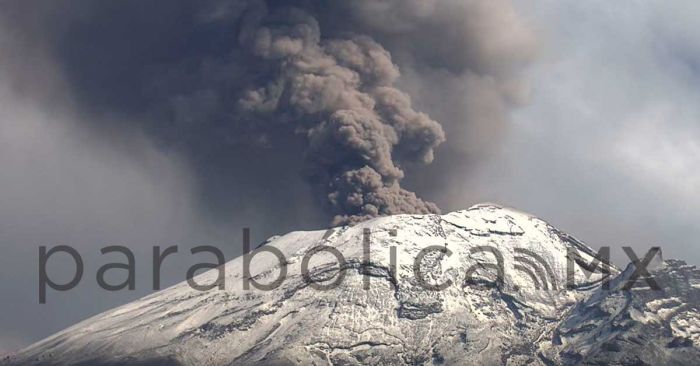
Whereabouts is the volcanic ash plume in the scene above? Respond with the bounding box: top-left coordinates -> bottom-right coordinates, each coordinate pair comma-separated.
236,8 -> 445,224
8,0 -> 536,225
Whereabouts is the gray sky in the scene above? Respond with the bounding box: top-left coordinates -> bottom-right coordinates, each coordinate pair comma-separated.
436,0 -> 700,266
1,0 -> 699,354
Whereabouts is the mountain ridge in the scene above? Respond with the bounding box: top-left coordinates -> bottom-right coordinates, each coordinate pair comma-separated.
5,204 -> 698,366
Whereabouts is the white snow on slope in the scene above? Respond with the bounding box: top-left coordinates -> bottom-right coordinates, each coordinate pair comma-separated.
12,204 -> 699,366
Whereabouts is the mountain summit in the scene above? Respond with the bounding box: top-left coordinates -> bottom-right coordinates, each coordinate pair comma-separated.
5,205 -> 699,365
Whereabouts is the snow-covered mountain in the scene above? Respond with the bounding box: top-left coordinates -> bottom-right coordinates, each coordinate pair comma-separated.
4,204 -> 699,365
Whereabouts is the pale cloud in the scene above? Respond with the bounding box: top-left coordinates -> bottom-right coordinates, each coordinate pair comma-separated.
615,103 -> 700,204
435,0 -> 700,265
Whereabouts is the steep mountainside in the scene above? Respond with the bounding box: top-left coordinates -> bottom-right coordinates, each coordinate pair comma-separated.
5,204 -> 698,365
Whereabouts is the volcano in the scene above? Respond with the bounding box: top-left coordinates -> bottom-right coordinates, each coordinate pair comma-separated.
5,204 -> 700,365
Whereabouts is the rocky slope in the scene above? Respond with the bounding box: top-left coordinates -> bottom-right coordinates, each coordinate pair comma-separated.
545,258 -> 700,365
4,204 -> 699,365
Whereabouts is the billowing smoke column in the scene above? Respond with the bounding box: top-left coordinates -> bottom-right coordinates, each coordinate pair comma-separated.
235,7 -> 445,224
10,0 -> 536,226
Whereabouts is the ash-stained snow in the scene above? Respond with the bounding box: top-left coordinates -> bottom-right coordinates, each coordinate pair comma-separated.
544,259 -> 700,365
4,204 -> 699,365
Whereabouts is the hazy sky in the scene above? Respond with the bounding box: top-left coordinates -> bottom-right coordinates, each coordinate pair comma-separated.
462,0 -> 700,266
1,0 -> 699,353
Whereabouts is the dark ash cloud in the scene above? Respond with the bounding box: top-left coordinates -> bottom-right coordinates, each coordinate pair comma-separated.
235,7 -> 445,224
10,0 -> 534,225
